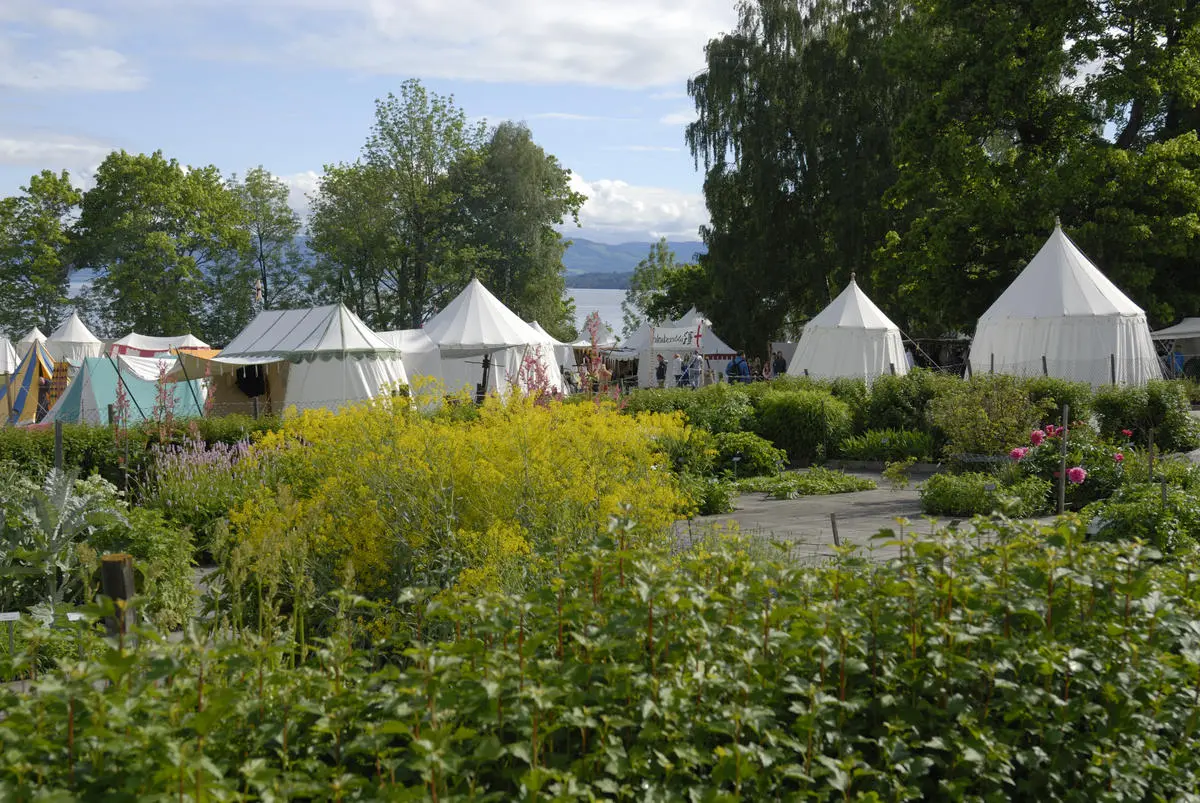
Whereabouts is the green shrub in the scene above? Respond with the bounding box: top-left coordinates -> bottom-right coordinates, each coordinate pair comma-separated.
712,431 -> 785,477
828,377 -> 870,433
1016,426 -> 1127,509
736,467 -> 876,498
1084,483 -> 1200,552
1093,380 -> 1200,453
1023,376 -> 1093,422
864,368 -> 957,437
89,507 -> 194,630
753,390 -> 852,463
840,428 -> 935,462
931,375 -> 1039,459
919,471 -> 1051,517
657,427 -> 718,477
624,385 -> 754,434
680,473 -> 737,515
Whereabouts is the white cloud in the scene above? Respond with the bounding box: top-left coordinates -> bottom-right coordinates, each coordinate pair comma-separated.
660,111 -> 697,126
567,172 -> 708,241
280,170 -> 321,219
603,145 -> 683,152
171,0 -> 737,89
0,133 -> 113,169
650,90 -> 689,100
0,45 -> 146,91
0,2 -> 104,36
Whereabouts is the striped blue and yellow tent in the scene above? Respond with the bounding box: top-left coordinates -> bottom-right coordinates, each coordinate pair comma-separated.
0,340 -> 55,425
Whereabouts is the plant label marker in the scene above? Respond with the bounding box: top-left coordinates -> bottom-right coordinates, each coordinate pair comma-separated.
0,612 -> 18,657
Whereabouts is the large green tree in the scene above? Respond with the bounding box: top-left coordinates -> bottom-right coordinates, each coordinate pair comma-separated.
687,0 -> 912,347
621,238 -> 689,337
0,170 -> 81,336
74,151 -> 249,338
449,121 -> 585,337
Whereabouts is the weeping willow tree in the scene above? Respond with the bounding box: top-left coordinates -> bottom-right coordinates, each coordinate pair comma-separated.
686,0 -> 914,347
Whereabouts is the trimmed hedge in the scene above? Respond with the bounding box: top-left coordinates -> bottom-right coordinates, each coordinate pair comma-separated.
920,471 -> 1051,517
1093,380 -> 1200,454
752,390 -> 852,463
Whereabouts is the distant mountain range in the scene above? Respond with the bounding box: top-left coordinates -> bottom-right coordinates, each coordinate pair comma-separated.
562,238 -> 706,276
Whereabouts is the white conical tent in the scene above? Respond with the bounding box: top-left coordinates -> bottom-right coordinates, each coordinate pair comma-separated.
622,307 -> 738,388
18,327 -> 46,348
529,321 -> 576,373
787,276 -> 907,381
110,332 -> 210,356
46,313 -> 102,364
0,338 -> 17,376
173,304 -> 408,415
423,279 -> 564,395
968,223 -> 1161,386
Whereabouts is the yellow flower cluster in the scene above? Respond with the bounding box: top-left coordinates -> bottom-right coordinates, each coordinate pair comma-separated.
229,395 -> 688,601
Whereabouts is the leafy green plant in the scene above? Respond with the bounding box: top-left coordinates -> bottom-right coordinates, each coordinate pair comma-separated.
919,471 -> 1051,517
6,519 -> 1200,800
864,368 -> 957,438
882,457 -> 916,490
1017,425 -> 1125,509
840,428 -> 935,462
931,374 -> 1039,459
737,467 -> 876,498
623,384 -> 754,434
712,431 -> 785,477
1093,380 -> 1200,453
1084,482 -> 1200,552
753,390 -> 852,463
1022,376 -> 1092,422
680,473 -> 738,514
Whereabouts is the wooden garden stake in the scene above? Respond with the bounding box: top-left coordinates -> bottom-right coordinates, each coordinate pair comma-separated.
101,553 -> 136,638
1057,403 -> 1069,515
830,513 -> 841,547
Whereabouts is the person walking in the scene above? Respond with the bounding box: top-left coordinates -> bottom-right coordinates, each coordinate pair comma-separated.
671,353 -> 683,387
772,350 -> 787,376
655,354 -> 667,388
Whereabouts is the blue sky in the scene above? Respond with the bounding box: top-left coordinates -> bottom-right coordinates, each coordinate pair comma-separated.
0,0 -> 738,243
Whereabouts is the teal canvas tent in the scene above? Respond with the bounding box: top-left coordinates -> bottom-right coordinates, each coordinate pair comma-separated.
44,356 -> 204,425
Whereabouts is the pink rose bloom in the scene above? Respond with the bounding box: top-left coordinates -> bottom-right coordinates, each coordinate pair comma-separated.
1010,447 -> 1029,461
1067,466 -> 1087,484
1121,429 -> 1133,438
1113,452 -> 1124,463
1044,425 -> 1058,437
1030,429 -> 1046,446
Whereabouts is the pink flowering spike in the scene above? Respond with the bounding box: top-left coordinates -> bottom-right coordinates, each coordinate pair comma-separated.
1113,452 -> 1124,463
1030,429 -> 1046,446
1067,466 -> 1087,484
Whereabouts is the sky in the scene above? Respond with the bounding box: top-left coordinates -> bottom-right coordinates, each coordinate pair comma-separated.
0,0 -> 739,244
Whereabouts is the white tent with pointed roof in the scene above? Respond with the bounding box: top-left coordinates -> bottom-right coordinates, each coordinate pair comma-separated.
18,327 -> 46,348
0,338 -> 17,378
45,313 -> 102,365
110,332 -> 210,357
422,279 -> 564,396
529,321 -> 576,373
787,275 -> 907,381
622,307 -> 738,388
968,222 -> 1161,386
173,303 -> 407,415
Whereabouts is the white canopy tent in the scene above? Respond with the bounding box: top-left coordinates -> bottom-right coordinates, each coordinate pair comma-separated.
0,338 -> 18,378
621,307 -> 737,388
422,279 -> 564,396
110,332 -> 210,357
1152,317 -> 1200,377
529,321 -> 577,374
1152,318 -> 1200,341
174,304 -> 407,415
968,223 -> 1161,386
17,327 -> 45,348
375,329 -> 443,390
787,276 -> 907,381
46,313 -> 103,365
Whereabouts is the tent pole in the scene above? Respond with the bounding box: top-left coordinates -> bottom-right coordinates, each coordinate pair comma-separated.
176,354 -> 205,418
107,355 -> 147,422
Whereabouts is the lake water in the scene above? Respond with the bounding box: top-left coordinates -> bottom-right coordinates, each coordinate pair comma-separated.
567,287 -> 625,336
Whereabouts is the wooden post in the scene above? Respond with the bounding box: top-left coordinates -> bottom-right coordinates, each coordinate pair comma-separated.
1042,355 -> 1048,376
889,362 -> 896,376
990,353 -> 994,374
252,396 -> 260,420
1057,403 -> 1069,515
100,554 -> 136,637
1148,426 -> 1155,483
1110,353 -> 1117,385
830,513 -> 841,547
107,403 -> 116,426
54,420 -> 63,471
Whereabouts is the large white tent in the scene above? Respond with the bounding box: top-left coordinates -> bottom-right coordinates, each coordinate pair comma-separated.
0,338 -> 18,378
110,332 -> 210,357
968,222 -> 1161,386
1152,317 -> 1200,377
422,279 -> 564,396
621,307 -> 737,388
374,329 -> 443,391
787,275 -> 907,381
530,321 -> 577,374
46,313 -> 102,365
17,327 -> 45,348
175,304 -> 407,415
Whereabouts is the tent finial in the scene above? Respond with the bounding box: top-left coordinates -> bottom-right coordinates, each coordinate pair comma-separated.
1054,215 -> 1061,228
850,271 -> 856,283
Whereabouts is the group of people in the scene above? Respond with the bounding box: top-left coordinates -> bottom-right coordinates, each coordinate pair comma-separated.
655,349 -> 791,388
